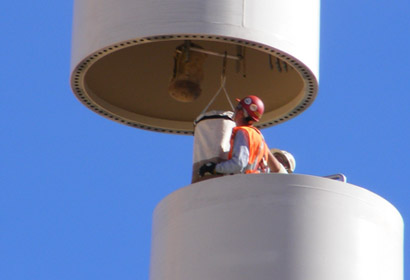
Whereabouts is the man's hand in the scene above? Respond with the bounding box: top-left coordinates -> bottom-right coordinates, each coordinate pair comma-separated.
199,162 -> 216,177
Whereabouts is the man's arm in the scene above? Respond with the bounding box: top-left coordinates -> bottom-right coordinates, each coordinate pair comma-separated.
215,130 -> 249,174
267,148 -> 288,173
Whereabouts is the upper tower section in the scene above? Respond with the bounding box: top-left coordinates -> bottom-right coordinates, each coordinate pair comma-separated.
70,0 -> 320,134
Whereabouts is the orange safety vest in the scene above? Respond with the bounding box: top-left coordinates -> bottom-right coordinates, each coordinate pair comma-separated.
228,126 -> 269,174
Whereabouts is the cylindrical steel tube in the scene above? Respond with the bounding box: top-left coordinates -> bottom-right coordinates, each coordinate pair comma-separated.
150,174 -> 403,280
70,0 -> 320,133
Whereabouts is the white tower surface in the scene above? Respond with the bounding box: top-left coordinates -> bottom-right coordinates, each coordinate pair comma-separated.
70,0 -> 319,134
69,0 -> 404,279
150,175 -> 403,280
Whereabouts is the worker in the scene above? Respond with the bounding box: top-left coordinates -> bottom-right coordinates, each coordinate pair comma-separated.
271,148 -> 296,173
199,95 -> 287,177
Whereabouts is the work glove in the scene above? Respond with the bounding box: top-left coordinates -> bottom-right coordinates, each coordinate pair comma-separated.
199,162 -> 216,177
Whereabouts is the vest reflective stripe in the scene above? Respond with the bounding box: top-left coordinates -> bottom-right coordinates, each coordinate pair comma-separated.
228,126 -> 269,174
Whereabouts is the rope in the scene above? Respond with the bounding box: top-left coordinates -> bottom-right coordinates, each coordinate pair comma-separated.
199,53 -> 235,117
222,77 -> 235,111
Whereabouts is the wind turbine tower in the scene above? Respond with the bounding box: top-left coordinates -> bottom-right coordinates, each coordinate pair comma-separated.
70,1 -> 403,279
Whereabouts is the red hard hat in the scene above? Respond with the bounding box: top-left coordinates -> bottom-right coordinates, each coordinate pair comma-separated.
236,95 -> 264,122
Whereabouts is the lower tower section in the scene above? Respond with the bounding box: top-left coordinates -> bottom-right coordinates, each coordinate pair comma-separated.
150,174 -> 403,280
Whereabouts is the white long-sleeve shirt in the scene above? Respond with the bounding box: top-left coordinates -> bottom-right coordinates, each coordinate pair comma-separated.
215,130 -> 249,174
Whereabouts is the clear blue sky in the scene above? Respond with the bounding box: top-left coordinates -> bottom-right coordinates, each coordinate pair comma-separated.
1,1 -> 409,279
